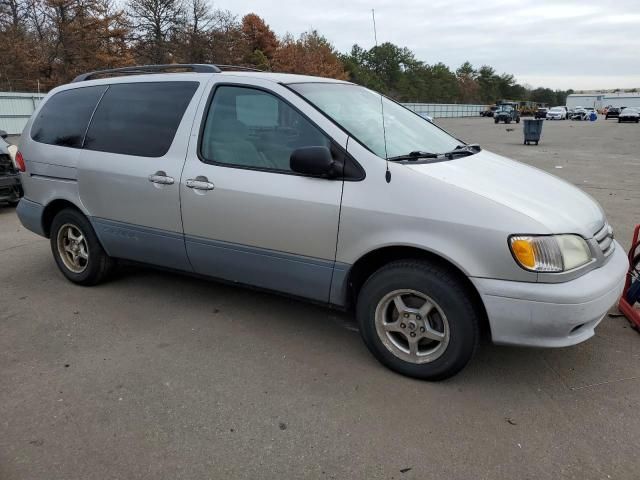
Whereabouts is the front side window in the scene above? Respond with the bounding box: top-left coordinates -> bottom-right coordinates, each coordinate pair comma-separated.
84,81 -> 199,157
200,86 -> 330,171
31,86 -> 107,148
289,83 -> 459,159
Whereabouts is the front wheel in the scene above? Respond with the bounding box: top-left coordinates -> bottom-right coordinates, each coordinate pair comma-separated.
356,260 -> 480,380
516,117 -> 520,124
494,118 -> 499,124
50,208 -> 114,285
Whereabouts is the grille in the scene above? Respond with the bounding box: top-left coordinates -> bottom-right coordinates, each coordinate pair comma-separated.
594,222 -> 615,257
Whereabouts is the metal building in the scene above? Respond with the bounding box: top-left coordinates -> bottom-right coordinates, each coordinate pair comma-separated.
602,93 -> 640,109
566,93 -> 605,110
0,92 -> 46,134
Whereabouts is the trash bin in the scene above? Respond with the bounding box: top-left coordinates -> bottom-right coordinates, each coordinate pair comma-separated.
523,119 -> 543,145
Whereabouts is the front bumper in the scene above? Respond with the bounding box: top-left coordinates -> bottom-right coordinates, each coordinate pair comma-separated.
471,242 -> 628,347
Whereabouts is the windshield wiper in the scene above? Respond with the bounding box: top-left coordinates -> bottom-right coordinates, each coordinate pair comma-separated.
440,143 -> 482,158
388,144 -> 481,162
387,151 -> 439,162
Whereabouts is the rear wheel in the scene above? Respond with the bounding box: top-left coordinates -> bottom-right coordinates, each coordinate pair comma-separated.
494,118 -> 499,124
516,117 -> 520,124
356,260 -> 480,380
50,208 -> 114,285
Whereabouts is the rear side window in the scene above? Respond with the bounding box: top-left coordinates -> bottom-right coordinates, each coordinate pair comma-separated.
84,82 -> 199,157
31,86 -> 107,148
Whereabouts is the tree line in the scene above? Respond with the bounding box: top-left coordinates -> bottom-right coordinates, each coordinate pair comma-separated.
0,0 -> 572,105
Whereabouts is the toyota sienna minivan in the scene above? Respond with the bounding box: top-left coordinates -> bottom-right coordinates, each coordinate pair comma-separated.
15,64 -> 628,380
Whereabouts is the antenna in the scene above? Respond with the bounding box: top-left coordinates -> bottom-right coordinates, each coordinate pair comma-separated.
372,9 -> 391,183
372,9 -> 378,45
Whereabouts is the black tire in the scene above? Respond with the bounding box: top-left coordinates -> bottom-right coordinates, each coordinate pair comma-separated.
516,117 -> 520,124
356,260 -> 480,381
494,118 -> 499,124
50,208 -> 114,285
618,119 -> 621,123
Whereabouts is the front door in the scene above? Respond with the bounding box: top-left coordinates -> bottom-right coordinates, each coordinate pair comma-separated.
180,80 -> 348,302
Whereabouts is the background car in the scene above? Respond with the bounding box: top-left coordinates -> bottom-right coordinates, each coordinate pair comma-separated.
480,105 -> 498,117
494,104 -> 521,124
570,107 -> 591,120
546,106 -> 567,120
535,107 -> 548,119
0,131 -> 22,205
605,106 -> 621,119
618,107 -> 640,123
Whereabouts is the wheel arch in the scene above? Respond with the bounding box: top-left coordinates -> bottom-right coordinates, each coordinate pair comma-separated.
41,199 -> 85,238
343,245 -> 491,339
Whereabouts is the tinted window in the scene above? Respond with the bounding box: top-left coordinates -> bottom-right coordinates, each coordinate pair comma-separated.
84,82 -> 199,157
31,86 -> 106,148
200,86 -> 329,171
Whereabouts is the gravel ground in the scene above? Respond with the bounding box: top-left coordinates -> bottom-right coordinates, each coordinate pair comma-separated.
1,117 -> 639,480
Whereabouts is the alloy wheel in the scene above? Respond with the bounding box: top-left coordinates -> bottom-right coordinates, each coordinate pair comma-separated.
56,223 -> 89,273
374,289 -> 450,364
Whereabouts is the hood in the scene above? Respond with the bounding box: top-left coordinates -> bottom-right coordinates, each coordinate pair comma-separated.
406,150 -> 604,237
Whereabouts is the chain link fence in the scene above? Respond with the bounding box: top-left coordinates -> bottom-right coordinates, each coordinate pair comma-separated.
403,103 -> 487,118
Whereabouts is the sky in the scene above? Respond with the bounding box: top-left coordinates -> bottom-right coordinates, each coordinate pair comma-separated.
213,0 -> 640,91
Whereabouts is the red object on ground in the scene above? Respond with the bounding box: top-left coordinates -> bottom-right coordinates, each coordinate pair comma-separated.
619,224 -> 640,330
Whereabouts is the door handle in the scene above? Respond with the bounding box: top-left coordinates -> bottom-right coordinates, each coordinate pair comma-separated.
186,176 -> 214,191
148,171 -> 174,185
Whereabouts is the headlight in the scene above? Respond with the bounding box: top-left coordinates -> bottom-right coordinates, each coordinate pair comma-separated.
509,234 -> 592,272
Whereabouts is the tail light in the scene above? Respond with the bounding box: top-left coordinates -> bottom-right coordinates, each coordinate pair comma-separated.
15,151 -> 26,172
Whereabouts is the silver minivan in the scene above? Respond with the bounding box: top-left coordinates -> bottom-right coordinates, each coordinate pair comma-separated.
15,64 -> 627,380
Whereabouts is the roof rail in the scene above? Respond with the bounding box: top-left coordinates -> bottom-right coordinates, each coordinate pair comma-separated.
72,64 -> 222,82
215,65 -> 263,72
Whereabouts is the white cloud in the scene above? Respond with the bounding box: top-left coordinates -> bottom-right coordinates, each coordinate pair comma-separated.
212,0 -> 640,90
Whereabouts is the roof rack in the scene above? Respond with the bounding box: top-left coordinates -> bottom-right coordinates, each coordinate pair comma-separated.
215,65 -> 263,72
71,63 -> 262,82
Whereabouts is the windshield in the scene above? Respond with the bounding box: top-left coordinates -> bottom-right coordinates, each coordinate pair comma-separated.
550,107 -> 563,112
289,83 -> 459,158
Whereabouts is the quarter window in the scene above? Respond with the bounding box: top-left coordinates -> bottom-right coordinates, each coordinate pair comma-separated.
84,82 -> 199,157
31,86 -> 107,148
200,86 -> 329,172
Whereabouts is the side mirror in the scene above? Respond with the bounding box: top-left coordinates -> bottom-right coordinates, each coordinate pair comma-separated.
0,130 -> 7,139
290,146 -> 340,178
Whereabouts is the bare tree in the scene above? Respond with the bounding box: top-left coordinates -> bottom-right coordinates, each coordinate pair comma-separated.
127,0 -> 184,63
0,0 -> 28,29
